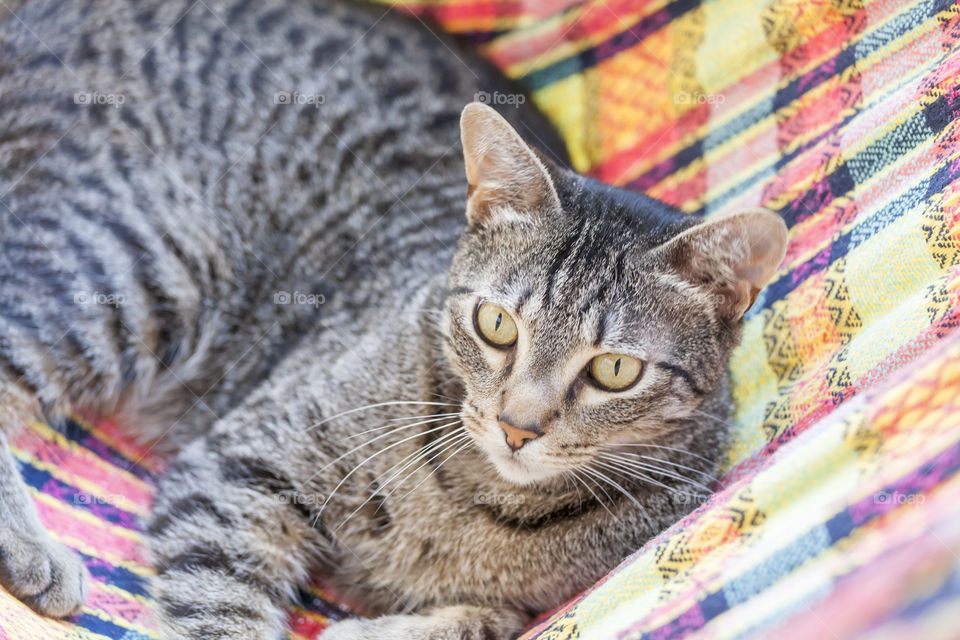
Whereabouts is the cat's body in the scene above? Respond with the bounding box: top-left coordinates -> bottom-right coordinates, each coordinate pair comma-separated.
0,0 -> 788,638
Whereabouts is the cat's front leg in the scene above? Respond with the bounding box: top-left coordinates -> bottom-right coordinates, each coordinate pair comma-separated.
323,605 -> 528,640
0,430 -> 89,617
149,434 -> 325,640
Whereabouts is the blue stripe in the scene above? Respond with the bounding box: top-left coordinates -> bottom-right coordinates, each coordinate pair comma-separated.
16,459 -> 143,528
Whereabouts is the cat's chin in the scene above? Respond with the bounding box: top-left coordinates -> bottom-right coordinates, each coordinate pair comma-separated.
488,451 -> 560,486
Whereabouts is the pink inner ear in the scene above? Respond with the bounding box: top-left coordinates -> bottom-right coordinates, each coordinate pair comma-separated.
732,212 -> 789,290
459,103 -> 560,224
663,210 -> 787,321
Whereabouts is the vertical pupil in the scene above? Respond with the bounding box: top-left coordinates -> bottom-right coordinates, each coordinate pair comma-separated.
614,358 -> 621,376
495,313 -> 502,332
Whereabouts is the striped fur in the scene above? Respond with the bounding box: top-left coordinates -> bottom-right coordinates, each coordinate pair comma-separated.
0,0 -> 784,637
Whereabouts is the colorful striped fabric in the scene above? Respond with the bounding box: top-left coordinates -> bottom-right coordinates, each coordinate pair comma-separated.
0,414 -> 356,639
4,0 -> 960,638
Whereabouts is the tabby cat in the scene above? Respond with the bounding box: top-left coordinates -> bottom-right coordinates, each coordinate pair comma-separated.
0,0 -> 788,638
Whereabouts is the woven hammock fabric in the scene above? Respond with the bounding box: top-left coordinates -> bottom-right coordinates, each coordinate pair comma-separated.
3,0 -> 960,638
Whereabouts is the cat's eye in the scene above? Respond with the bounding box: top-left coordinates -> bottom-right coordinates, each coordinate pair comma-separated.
474,302 -> 518,348
588,353 -> 643,391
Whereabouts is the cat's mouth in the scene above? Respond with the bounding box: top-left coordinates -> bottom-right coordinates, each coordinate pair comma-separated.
488,451 -> 542,485
481,436 -> 564,485
462,412 -> 565,485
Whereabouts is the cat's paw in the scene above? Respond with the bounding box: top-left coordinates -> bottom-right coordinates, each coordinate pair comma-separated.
0,530 -> 89,617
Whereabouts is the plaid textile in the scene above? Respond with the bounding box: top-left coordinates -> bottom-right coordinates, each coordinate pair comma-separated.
3,0 -> 960,638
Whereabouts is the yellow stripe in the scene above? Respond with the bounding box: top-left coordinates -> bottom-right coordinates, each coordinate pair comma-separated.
766,139 -> 960,291
49,528 -> 153,577
30,490 -> 146,544
24,419 -> 152,493
10,447 -> 149,517
96,580 -> 156,610
495,0 -> 673,77
78,605 -> 159,639
683,69 -> 942,211
616,3 -> 947,187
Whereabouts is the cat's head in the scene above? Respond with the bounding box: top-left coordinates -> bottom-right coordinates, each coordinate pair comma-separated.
441,102 -> 787,486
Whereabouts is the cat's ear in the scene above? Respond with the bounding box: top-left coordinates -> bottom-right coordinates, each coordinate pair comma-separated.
654,209 -> 788,321
460,102 -> 560,225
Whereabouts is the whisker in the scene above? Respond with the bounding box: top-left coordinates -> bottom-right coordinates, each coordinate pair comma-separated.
350,412 -> 461,438
335,432 -> 471,532
316,420 -> 462,515
575,467 -> 617,515
613,452 -> 719,483
383,412 -> 460,423
395,439 -> 473,502
310,415 -> 458,484
594,458 -> 696,497
580,465 -> 643,511
303,400 -> 459,433
608,442 -> 716,466
561,471 -> 584,508
593,459 -> 712,516
598,453 -> 714,493
581,464 -> 655,529
369,428 -> 468,495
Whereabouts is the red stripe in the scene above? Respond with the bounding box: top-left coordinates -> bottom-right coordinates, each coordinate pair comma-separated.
587,7 -> 871,185
486,0 -> 662,68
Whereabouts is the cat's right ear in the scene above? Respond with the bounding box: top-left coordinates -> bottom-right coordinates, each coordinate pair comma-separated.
460,102 -> 560,226
652,209 -> 788,322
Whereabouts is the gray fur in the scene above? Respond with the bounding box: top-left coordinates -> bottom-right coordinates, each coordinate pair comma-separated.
0,0 -> 787,638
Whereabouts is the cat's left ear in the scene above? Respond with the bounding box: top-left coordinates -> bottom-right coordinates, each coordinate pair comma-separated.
654,209 -> 788,321
460,102 -> 561,226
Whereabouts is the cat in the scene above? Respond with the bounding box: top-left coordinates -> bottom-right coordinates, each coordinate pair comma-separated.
0,0 -> 788,638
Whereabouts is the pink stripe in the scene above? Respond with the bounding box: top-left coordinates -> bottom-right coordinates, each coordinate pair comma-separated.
11,428 -> 153,508
34,499 -> 151,567
85,579 -> 158,632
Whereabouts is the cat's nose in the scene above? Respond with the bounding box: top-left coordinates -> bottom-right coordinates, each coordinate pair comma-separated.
498,416 -> 541,451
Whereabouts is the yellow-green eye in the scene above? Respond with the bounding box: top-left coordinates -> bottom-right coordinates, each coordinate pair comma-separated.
589,353 -> 643,391
474,302 -> 518,348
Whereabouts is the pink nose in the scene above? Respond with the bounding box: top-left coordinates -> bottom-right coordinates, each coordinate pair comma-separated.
498,420 -> 540,451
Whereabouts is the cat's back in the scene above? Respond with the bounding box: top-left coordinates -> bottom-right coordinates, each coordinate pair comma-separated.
0,0 -> 522,424
0,0 -> 490,281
